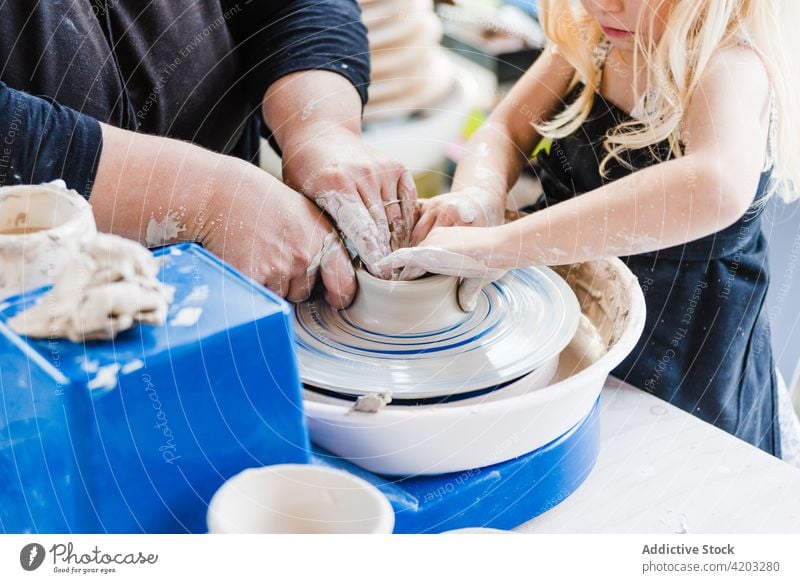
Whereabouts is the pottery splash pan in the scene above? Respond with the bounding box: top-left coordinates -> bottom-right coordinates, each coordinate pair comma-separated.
300,258 -> 646,475
295,266 -> 581,401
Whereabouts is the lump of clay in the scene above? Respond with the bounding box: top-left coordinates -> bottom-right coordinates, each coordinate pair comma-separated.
9,234 -> 174,342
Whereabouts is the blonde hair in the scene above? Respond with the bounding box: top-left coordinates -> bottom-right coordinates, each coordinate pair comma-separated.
536,0 -> 800,203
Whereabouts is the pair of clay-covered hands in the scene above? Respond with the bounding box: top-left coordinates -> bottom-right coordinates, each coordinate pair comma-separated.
305,163 -> 508,312
278,143 -> 507,312
197,136 -> 507,312
376,186 -> 508,311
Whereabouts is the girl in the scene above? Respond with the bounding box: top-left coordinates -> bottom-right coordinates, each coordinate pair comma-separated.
379,0 -> 800,456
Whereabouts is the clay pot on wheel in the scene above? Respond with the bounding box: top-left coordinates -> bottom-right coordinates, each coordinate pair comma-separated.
343,268 -> 464,335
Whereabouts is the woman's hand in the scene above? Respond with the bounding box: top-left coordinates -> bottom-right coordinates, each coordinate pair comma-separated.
197,160 -> 356,308
281,124 -> 418,278
262,71 -> 418,278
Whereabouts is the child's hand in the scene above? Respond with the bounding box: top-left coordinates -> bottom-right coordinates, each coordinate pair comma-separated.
376,226 -> 508,312
411,187 -> 505,246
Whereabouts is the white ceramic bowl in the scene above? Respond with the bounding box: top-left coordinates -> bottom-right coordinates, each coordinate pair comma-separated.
302,258 -> 646,476
0,182 -> 96,300
207,464 -> 395,534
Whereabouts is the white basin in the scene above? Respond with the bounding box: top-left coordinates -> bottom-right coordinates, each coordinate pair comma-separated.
303,258 -> 646,476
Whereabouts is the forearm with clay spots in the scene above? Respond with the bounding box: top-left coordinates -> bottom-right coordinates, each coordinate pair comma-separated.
450,125 -> 528,215
449,47 -> 576,210
491,154 -> 750,268
91,123 -> 261,247
262,70 -> 363,154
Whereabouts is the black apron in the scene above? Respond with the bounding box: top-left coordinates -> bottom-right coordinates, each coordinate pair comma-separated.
532,84 -> 781,457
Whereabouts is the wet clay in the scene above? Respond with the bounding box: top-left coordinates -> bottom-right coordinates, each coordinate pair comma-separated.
9,233 -> 174,342
551,259 -> 638,380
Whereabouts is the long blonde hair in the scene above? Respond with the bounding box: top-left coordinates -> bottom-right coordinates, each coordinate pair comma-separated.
536,0 -> 800,203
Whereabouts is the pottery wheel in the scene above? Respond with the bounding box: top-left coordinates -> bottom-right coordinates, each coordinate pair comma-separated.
294,267 -> 580,400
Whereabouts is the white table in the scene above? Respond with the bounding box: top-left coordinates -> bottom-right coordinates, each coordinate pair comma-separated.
517,378 -> 800,533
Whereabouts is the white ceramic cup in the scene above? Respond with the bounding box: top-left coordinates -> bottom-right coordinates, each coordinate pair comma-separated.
207,464 -> 395,534
0,182 -> 96,300
343,268 -> 464,334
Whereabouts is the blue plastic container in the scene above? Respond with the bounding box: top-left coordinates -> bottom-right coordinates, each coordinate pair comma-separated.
313,399 -> 600,533
0,243 -> 309,533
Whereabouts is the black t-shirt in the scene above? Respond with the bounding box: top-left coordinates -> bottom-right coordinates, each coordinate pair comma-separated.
0,0 -> 370,197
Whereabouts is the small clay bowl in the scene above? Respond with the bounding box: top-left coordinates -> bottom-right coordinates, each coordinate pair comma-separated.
343,268 -> 464,335
0,183 -> 96,299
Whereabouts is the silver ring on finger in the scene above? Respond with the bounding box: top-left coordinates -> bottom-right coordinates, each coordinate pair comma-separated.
383,199 -> 401,208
